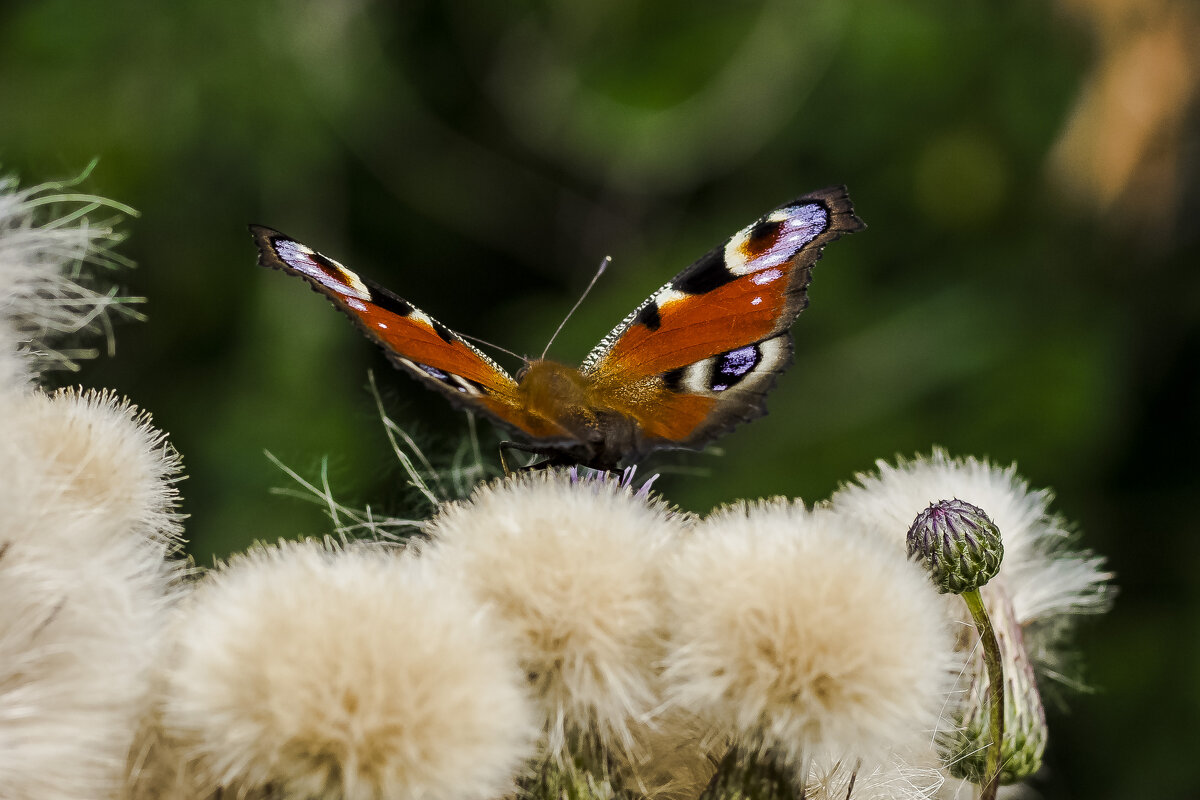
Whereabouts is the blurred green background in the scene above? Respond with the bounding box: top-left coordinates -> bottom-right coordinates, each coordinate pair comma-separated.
3,0 -> 1197,797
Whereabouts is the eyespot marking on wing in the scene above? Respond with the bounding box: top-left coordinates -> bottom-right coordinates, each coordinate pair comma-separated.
657,337 -> 789,400
724,202 -> 829,276
710,344 -> 761,392
273,238 -> 371,301
742,218 -> 784,260
637,201 -> 829,317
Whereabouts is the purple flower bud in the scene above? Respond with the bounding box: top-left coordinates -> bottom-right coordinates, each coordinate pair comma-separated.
906,499 -> 1003,594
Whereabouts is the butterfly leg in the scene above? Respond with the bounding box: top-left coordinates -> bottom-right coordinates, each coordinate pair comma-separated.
498,441 -> 588,475
498,440 -> 547,476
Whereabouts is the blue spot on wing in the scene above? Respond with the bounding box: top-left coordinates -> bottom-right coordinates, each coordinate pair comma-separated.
710,344 -> 761,392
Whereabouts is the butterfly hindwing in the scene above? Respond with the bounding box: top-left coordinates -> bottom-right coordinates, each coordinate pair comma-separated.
580,186 -> 863,454
250,225 -> 569,440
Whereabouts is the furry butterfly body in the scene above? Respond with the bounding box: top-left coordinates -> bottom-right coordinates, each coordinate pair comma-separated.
251,186 -> 863,470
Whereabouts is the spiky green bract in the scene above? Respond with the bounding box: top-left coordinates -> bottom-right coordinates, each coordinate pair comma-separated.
420,469 -> 687,757
159,541 -> 537,800
907,499 -> 1003,595
662,500 -> 956,787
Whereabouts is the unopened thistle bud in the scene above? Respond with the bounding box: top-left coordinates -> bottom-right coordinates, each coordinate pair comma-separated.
906,499 -> 1003,594
949,587 -> 1048,785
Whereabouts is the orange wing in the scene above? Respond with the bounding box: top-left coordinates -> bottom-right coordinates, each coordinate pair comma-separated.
580,186 -> 864,453
251,226 -> 569,441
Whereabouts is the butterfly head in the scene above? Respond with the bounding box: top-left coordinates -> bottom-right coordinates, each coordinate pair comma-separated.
514,358 -> 534,383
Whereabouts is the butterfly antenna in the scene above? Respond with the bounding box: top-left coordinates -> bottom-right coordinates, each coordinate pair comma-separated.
541,255 -> 611,361
457,332 -> 526,363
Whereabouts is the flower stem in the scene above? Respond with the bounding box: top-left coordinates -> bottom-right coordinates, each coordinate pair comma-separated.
962,588 -> 1004,800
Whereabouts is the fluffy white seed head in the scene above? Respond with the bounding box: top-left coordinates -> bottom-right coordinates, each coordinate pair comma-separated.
0,388 -> 184,800
421,469 -> 688,754
828,450 -> 1113,676
662,500 -> 957,773
161,541 -> 537,800
12,387 -> 184,549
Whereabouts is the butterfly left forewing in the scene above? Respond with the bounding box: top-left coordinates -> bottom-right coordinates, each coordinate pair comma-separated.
580,186 -> 863,456
250,225 -> 571,442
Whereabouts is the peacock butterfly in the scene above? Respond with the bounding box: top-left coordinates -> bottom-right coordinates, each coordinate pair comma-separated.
251,186 -> 863,471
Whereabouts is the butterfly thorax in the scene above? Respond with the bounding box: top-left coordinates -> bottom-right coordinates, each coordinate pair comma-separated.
516,359 -> 637,468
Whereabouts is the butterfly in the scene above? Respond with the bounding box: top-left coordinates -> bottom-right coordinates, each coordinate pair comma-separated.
251,186 -> 864,472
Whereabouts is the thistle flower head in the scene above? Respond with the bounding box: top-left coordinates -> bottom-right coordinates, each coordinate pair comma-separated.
421,468 -> 687,755
661,500 -> 958,774
160,541 -> 537,800
906,499 -> 1003,595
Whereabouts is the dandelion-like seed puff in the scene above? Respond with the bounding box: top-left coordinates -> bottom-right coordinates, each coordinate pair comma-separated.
421,468 -> 687,758
661,500 -> 959,788
158,541 -> 538,800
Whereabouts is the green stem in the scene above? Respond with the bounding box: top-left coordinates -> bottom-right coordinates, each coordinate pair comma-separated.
963,589 -> 1004,800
